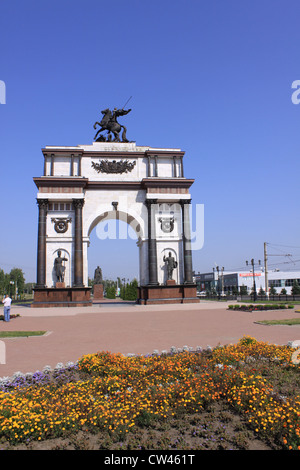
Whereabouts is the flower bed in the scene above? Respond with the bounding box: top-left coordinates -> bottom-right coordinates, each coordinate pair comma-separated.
228,304 -> 294,312
0,314 -> 20,321
0,337 -> 299,450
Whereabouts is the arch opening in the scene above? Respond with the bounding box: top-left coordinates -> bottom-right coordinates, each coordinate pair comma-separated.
87,210 -> 145,286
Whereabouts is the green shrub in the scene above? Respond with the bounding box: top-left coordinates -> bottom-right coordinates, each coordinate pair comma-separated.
238,336 -> 258,346
105,286 -> 116,299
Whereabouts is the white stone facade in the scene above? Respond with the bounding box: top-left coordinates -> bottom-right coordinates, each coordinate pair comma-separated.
34,142 -> 195,287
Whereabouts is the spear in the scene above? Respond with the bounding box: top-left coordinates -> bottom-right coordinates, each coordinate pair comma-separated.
122,96 -> 132,110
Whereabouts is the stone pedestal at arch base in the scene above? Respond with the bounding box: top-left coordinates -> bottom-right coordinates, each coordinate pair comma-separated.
32,286 -> 92,308
93,283 -> 104,300
137,283 -> 199,305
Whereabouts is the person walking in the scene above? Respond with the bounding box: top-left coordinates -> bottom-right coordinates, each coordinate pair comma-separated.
2,294 -> 12,322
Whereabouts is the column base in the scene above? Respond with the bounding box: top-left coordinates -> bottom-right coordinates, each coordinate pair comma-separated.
137,283 -> 199,305
32,286 -> 92,308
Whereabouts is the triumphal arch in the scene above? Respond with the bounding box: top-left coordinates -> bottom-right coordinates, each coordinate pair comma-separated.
32,108 -> 199,306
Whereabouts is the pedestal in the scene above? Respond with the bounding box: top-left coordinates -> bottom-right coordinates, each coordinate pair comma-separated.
137,283 -> 199,305
55,282 -> 65,288
93,283 -> 104,300
32,286 -> 92,308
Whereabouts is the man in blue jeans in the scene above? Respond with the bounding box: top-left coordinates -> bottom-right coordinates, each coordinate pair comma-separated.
2,294 -> 12,322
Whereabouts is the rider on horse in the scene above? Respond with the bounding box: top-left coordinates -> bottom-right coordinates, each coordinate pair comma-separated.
94,107 -> 131,142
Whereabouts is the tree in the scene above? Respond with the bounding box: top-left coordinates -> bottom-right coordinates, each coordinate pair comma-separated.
24,283 -> 34,295
120,279 -> 138,300
124,279 -> 138,300
105,286 -> 116,299
239,285 -> 248,295
232,286 -> 238,295
120,284 -> 125,299
0,267 -> 26,298
9,268 -> 25,297
280,288 -> 287,295
258,287 -> 265,296
269,285 -> 277,295
0,269 -> 5,295
292,280 -> 300,295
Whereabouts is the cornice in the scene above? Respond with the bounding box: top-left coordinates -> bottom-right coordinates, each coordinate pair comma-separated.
86,181 -> 142,190
42,148 -> 84,157
42,148 -> 185,158
33,177 -> 194,191
33,177 -> 89,189
141,178 -> 194,189
145,150 -> 185,158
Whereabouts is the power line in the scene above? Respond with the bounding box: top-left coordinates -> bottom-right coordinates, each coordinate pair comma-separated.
267,242 -> 300,249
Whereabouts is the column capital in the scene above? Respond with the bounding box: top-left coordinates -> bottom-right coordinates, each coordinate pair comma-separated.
72,198 -> 85,209
145,198 -> 158,207
180,198 -> 192,206
36,198 -> 48,209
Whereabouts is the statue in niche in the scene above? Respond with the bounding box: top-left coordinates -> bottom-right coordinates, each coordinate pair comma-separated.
94,266 -> 103,284
163,252 -> 178,281
54,250 -> 68,284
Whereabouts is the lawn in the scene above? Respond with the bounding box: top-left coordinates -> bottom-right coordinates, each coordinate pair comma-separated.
0,336 -> 299,451
256,319 -> 300,326
0,331 -> 46,338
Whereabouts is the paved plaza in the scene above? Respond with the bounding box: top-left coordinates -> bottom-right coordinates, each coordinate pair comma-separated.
0,300 -> 300,377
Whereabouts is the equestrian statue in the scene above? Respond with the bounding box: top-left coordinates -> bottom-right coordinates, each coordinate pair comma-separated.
93,107 -> 131,142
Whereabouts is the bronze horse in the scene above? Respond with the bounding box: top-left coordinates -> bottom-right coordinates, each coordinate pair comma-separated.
93,108 -> 131,142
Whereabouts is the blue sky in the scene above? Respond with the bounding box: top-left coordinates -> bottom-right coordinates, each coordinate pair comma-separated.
1,0 -> 300,283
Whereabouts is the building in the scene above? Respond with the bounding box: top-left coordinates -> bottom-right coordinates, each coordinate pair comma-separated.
194,270 -> 300,295
33,138 -> 199,307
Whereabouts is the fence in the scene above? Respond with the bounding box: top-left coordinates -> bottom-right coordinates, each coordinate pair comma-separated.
199,293 -> 300,302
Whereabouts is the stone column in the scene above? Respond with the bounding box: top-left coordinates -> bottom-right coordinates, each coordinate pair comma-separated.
146,199 -> 159,285
73,199 -> 84,287
70,154 -> 74,176
36,199 -> 48,288
50,154 -> 54,176
147,155 -> 151,177
180,199 -> 193,284
180,156 -> 184,177
154,156 -> 158,177
173,156 -> 177,177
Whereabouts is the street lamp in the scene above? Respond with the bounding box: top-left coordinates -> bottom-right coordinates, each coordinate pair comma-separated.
246,259 -> 261,302
214,266 -> 224,299
9,280 -> 17,299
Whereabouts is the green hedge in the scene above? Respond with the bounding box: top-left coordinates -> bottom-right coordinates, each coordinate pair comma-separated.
228,304 -> 294,311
